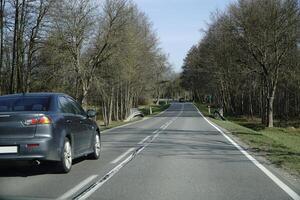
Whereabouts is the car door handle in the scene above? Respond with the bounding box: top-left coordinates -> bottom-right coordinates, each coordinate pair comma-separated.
66,120 -> 72,123
79,120 -> 83,124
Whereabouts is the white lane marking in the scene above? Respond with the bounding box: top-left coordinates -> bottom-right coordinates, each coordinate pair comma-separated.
193,103 -> 300,200
75,104 -> 184,200
75,147 -> 141,200
75,127 -> 167,200
110,105 -> 174,164
57,175 -> 98,200
111,116 -> 174,164
160,124 -> 166,129
138,135 -> 151,145
153,129 -> 160,134
110,147 -> 135,164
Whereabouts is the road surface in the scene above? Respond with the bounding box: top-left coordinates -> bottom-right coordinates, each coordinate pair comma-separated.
0,103 -> 299,200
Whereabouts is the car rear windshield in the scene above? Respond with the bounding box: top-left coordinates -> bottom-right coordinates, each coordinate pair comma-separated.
0,96 -> 51,112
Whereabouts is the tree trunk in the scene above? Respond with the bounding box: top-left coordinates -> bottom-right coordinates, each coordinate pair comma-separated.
102,101 -> 108,126
267,95 -> 275,128
81,82 -> 89,109
249,93 -> 253,119
108,93 -> 113,125
0,0 -> 4,95
124,83 -> 130,118
16,0 -> 26,93
156,87 -> 160,105
260,75 -> 267,126
267,82 -> 277,128
11,0 -> 19,94
241,92 -> 244,115
107,87 -> 114,124
120,86 -> 124,119
115,86 -> 119,121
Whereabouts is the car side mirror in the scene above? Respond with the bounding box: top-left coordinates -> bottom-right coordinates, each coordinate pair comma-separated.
87,109 -> 96,118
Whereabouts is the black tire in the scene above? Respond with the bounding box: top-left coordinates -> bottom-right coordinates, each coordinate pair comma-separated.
56,137 -> 72,173
89,133 -> 101,160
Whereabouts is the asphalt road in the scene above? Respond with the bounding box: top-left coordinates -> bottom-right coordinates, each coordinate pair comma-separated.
0,103 -> 299,200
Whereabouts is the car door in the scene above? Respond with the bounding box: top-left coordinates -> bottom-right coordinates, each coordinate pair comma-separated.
67,98 -> 94,151
57,96 -> 84,155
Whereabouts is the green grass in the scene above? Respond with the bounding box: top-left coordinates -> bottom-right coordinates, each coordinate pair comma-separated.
196,103 -> 300,176
139,103 -> 170,116
195,103 -> 211,116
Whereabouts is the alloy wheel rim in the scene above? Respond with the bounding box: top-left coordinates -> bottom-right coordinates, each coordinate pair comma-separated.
64,141 -> 72,169
95,135 -> 101,156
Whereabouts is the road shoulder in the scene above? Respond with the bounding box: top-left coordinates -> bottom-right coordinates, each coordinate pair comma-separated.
193,103 -> 300,197
214,121 -> 300,194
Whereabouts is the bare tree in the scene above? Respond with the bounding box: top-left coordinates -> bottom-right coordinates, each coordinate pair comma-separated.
229,0 -> 299,127
0,0 -> 5,95
181,0 -> 300,127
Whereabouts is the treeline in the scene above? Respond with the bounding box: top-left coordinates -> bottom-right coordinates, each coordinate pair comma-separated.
0,0 -> 171,125
181,0 -> 300,127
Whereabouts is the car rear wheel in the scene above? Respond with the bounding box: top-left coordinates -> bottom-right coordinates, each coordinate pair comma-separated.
57,138 -> 72,173
90,133 -> 101,159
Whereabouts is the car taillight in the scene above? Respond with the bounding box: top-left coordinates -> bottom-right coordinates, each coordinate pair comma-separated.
26,144 -> 39,148
38,116 -> 51,124
24,116 -> 52,126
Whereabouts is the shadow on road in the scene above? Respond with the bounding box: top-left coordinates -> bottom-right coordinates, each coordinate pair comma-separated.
0,157 -> 86,177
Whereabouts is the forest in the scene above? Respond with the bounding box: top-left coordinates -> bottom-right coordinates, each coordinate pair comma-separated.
0,0 -> 173,125
181,0 -> 300,128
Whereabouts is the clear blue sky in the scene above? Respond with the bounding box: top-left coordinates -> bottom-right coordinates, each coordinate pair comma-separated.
134,0 -> 235,72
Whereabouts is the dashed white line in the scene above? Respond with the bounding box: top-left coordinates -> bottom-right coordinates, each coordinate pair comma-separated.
193,103 -> 300,200
110,147 -> 136,164
138,135 -> 151,145
74,147 -> 139,200
74,133 -> 163,200
112,118 -> 173,164
74,104 -> 184,200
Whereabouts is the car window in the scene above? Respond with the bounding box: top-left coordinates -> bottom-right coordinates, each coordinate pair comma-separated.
58,97 -> 76,114
0,96 -> 50,112
67,97 -> 86,116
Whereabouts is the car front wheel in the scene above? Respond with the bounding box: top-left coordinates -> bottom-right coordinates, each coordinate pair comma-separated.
90,133 -> 101,159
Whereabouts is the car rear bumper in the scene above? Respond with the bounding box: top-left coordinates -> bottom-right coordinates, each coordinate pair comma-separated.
0,137 -> 60,161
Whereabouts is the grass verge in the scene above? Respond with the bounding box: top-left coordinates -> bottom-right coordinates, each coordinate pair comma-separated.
196,103 -> 300,176
98,103 -> 170,131
99,120 -> 137,131
139,103 -> 170,116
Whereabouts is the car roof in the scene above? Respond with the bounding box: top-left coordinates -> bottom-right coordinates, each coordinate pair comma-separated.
0,92 -> 67,98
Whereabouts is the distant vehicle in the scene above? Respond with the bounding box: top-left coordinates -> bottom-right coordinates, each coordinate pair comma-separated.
179,98 -> 185,103
0,93 -> 101,173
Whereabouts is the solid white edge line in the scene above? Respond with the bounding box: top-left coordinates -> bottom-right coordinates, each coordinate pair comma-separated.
110,147 -> 136,164
193,103 -> 300,200
57,175 -> 98,200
